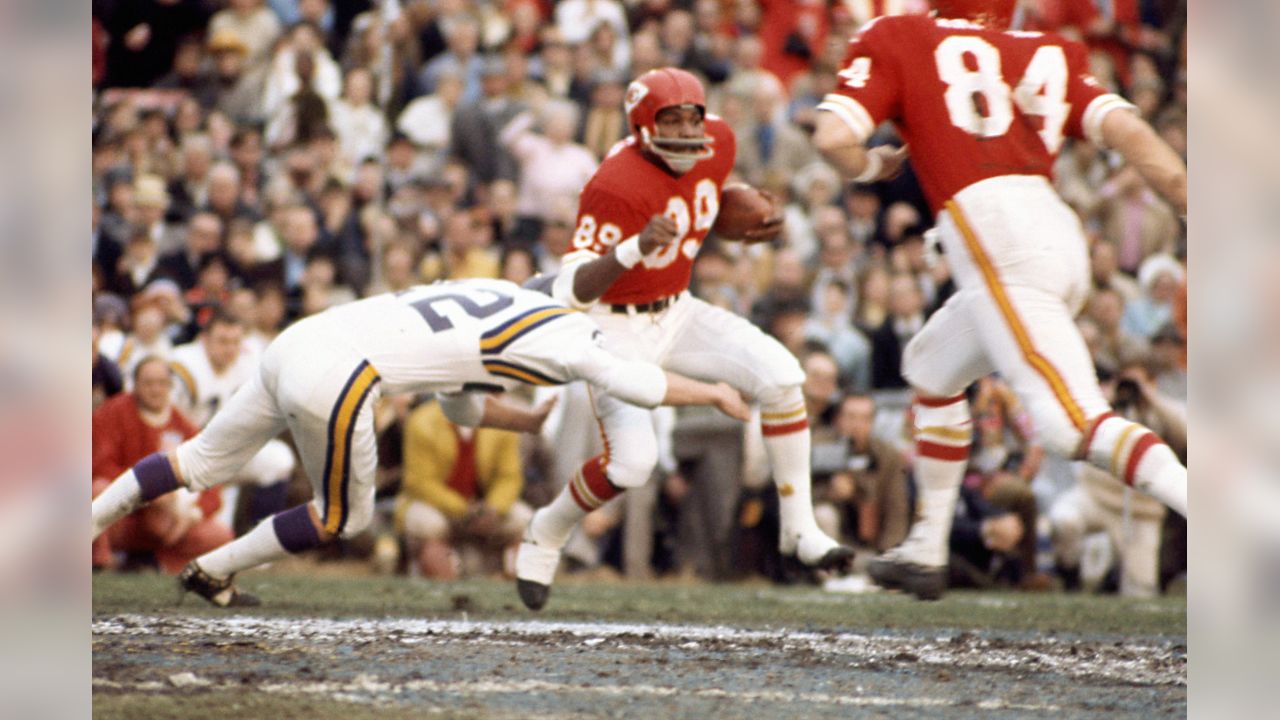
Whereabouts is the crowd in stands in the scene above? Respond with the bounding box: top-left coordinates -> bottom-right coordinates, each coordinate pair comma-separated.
92,0 -> 1187,596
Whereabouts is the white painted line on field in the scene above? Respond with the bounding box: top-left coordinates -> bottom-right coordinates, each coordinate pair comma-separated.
93,675 -> 1063,712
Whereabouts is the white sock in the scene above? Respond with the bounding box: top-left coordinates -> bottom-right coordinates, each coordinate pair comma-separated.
196,518 -> 289,579
1083,415 -> 1187,516
92,470 -> 142,539
898,395 -> 972,568
529,456 -> 617,549
759,388 -> 822,544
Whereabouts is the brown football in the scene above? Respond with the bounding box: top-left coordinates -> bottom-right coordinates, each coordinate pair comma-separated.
713,184 -> 776,242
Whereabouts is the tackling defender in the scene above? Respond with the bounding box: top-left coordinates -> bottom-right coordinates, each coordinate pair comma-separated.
516,68 -> 853,611
812,0 -> 1188,599
92,279 -> 749,606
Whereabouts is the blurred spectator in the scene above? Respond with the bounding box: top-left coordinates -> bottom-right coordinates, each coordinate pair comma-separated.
396,400 -> 531,579
329,68 -> 388,167
207,30 -> 267,123
166,135 -> 215,223
450,56 -> 524,185
1122,253 -> 1183,340
1086,286 -> 1149,370
263,22 -> 342,123
750,248 -> 809,332
800,348 -> 841,439
784,163 -> 845,263
869,273 -> 924,390
417,15 -> 485,103
1149,322 -> 1187,401
578,72 -> 628,161
92,302 -> 126,410
500,102 -> 599,248
1091,166 -> 1179,275
396,70 -> 464,165
965,375 -> 1045,587
92,357 -> 232,574
421,211 -> 500,282
556,0 -> 630,58
96,0 -> 210,88
1050,363 -> 1185,597
812,394 -> 910,554
209,0 -> 283,70
158,211 -> 224,291
947,485 -> 1026,590
1089,237 -> 1140,304
804,280 -> 871,392
732,79 -> 815,189
853,264 -> 890,333
116,299 -> 175,384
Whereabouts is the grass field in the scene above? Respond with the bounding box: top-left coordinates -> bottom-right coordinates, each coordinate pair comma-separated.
93,569 -> 1186,719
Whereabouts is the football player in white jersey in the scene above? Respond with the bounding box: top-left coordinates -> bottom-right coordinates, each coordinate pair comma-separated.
169,311 -> 297,521
91,279 -> 750,606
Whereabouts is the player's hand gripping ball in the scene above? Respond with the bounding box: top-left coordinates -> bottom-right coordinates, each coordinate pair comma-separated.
713,184 -> 783,243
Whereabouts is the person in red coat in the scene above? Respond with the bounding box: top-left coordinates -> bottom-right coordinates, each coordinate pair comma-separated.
92,356 -> 232,573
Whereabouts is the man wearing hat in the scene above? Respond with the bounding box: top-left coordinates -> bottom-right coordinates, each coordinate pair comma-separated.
208,28 -> 267,124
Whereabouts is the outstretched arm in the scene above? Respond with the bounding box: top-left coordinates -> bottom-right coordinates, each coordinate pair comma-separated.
1100,109 -> 1187,216
439,392 -> 558,434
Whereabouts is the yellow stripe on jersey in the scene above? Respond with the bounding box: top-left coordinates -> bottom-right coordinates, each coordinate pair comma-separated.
482,359 -> 562,386
323,361 -> 381,536
169,361 -> 198,404
946,200 -> 1088,432
479,307 -> 576,354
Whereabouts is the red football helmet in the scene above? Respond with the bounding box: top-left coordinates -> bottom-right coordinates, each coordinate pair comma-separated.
932,0 -> 1016,30
624,67 -> 715,173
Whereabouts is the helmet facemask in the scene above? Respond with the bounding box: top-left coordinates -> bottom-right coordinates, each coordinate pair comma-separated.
641,104 -> 715,174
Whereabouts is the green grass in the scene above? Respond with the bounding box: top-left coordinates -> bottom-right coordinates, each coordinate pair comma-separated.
92,569 -> 1186,637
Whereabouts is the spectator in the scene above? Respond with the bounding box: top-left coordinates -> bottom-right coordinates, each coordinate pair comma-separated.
116,299 -> 175,385
784,163 -> 845,264
92,303 -> 126,410
329,68 -> 388,168
1123,253 -> 1184,340
800,349 -> 842,440
205,162 -> 257,226
158,211 -> 224,291
97,0 -> 210,88
207,30 -> 267,123
812,394 -> 910,554
92,357 -> 233,573
1050,363 -> 1185,597
947,485 -> 1026,590
421,211 -> 500,282
450,56 -> 525,186
804,280 -> 871,392
1091,166 -> 1179,275
396,70 -> 465,165
869,273 -> 924,390
263,22 -> 342,122
209,0 -> 283,70
1089,237 -> 1141,304
578,71 -> 628,161
1087,286 -> 1149,370
417,15 -> 485,103
500,102 -> 599,248
396,400 -> 532,579
733,78 -> 816,189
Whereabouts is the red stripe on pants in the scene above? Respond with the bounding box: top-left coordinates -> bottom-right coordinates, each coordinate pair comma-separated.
918,440 -> 970,462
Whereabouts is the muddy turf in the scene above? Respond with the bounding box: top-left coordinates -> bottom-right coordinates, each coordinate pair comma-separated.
93,570 -> 1186,719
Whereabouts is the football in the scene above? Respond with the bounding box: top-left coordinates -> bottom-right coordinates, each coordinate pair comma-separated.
713,184 -> 777,242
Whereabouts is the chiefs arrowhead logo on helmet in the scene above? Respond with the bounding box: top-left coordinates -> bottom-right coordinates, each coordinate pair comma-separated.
625,67 -> 715,174
932,0 -> 1017,30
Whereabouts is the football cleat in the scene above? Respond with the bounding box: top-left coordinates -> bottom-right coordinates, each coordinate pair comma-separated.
781,528 -> 856,574
868,554 -> 947,601
178,561 -> 261,608
514,532 -> 562,611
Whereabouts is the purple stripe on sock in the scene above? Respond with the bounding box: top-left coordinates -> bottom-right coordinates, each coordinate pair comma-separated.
272,505 -> 323,554
135,453 -> 180,501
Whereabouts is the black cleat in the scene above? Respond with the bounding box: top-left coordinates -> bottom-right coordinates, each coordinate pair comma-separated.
516,579 -> 550,611
178,561 -> 261,608
868,556 -> 946,601
809,545 -> 856,574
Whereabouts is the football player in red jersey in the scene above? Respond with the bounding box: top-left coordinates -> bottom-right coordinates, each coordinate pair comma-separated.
515,67 -> 854,610
812,0 -> 1187,599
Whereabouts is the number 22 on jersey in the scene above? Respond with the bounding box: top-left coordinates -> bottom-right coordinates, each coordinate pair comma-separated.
933,37 -> 1069,154
573,178 -> 720,270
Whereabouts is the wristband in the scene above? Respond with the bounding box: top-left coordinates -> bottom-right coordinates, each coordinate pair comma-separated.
853,150 -> 883,184
614,235 -> 644,269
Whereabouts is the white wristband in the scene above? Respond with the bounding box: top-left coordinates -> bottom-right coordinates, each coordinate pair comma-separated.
853,149 -> 884,184
614,235 -> 644,269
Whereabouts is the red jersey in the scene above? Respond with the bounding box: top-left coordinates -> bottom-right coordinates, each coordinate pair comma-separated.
819,14 -> 1132,213
564,116 -> 737,305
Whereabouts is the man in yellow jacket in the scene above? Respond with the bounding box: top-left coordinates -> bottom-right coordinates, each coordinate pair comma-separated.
396,398 -> 531,579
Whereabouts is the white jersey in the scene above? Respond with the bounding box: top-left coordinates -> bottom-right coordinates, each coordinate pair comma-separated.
169,340 -> 259,428
285,279 -> 667,405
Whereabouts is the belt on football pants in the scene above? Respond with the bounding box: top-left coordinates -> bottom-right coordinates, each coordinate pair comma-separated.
609,292 -> 683,314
